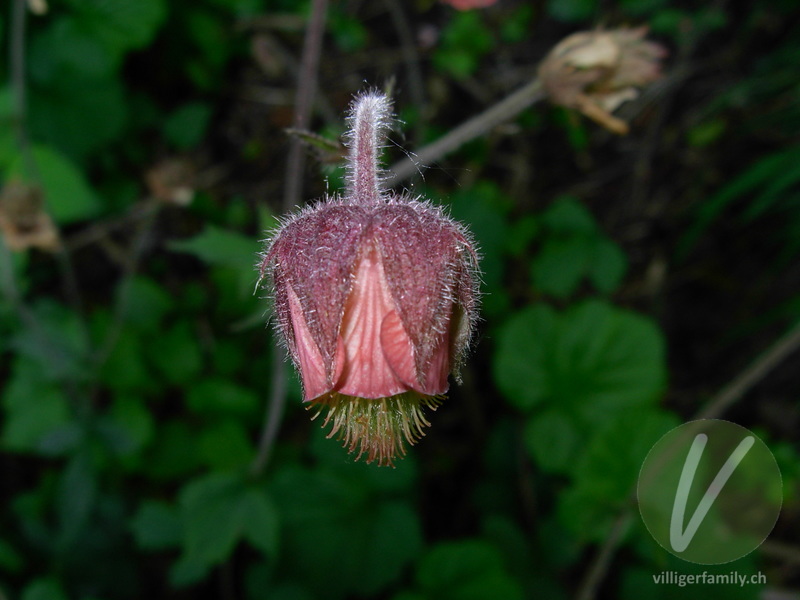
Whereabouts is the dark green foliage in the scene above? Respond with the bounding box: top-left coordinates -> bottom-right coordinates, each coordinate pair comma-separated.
1,0 -> 798,599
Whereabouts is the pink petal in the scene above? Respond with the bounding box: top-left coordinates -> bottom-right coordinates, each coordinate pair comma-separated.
380,310 -> 418,389
288,286 -> 331,401
421,322 -> 451,395
334,245 -> 409,399
381,309 -> 450,396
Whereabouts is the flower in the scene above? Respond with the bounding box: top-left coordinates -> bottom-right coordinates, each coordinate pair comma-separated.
538,27 -> 668,134
259,92 -> 480,466
441,0 -> 498,10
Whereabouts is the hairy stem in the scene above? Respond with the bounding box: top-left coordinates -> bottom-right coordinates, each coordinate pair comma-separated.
347,92 -> 391,204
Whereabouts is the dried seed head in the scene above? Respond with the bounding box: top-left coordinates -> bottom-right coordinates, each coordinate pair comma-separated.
538,27 -> 668,134
259,92 -> 480,465
0,180 -> 59,252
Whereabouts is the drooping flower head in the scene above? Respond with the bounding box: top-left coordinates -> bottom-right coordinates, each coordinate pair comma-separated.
258,92 -> 480,466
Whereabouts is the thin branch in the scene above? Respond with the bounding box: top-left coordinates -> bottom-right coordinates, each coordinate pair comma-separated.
92,205 -> 160,368
760,540 -> 800,565
282,0 -> 328,212
573,318 -> 800,600
695,319 -> 800,420
0,237 -> 34,326
575,512 -> 634,600
250,342 -> 289,476
251,0 -> 329,477
65,202 -> 158,252
10,0 -> 31,170
385,78 -> 545,186
9,0 -> 90,349
383,0 -> 426,144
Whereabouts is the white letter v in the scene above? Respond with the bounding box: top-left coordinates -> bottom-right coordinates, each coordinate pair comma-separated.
670,433 -> 755,552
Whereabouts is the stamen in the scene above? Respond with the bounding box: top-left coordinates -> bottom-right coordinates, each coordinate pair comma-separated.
308,391 -> 445,467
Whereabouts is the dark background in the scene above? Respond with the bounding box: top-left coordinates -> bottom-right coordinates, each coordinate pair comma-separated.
0,0 -> 798,598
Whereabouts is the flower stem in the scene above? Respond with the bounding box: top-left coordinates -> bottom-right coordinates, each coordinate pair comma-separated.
347,92 -> 391,203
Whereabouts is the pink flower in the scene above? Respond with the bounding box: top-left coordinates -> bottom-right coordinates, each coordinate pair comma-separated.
259,92 -> 479,465
441,0 -> 498,10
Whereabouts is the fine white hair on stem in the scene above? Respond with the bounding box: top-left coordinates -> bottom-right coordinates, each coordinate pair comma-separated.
344,91 -> 393,204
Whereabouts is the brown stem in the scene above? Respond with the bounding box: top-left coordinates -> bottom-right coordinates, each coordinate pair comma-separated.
251,0 -> 329,477
385,78 -> 545,186
282,0 -> 328,212
696,319 -> 800,420
574,512 -> 633,600
573,318 -> 800,600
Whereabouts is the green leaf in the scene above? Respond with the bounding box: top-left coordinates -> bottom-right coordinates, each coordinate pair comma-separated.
433,12 -> 495,78
5,145 -> 100,224
524,410 -> 580,474
619,0 -> 667,16
63,0 -> 167,52
530,235 -> 593,298
328,8 -> 369,52
29,17 -> 119,79
686,118 -> 727,148
239,488 -> 280,557
21,578 -> 69,600
678,147 -> 800,258
558,408 -> 678,540
495,300 -> 666,427
500,5 -> 535,43
12,300 -> 90,381
57,453 -> 97,547
1,359 -> 71,452
175,473 -> 279,583
116,276 -> 174,331
416,540 -> 524,600
450,182 -> 511,315
541,196 -> 597,235
98,327 -> 154,392
551,300 -> 666,424
198,420 -> 254,471
186,378 -> 259,416
169,225 -> 260,270
588,236 -> 627,294
493,304 -> 559,410
546,0 -> 597,21
149,321 -> 203,385
29,75 -> 127,161
505,215 -> 539,256
102,394 -> 155,457
145,421 -> 201,480
273,466 -> 422,598
177,472 -> 247,575
164,103 -> 213,150
131,501 -> 182,550
0,537 -> 24,572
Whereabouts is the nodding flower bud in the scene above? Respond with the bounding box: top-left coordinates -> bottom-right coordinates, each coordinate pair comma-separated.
259,92 -> 480,466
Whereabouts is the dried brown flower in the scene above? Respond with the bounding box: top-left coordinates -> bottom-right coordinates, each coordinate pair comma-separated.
538,27 -> 667,134
0,180 -> 59,252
